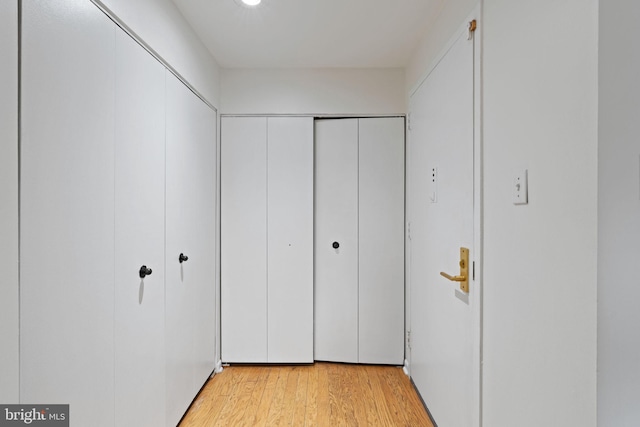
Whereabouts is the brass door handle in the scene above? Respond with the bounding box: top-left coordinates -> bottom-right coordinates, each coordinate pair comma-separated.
440,272 -> 466,282
440,247 -> 469,293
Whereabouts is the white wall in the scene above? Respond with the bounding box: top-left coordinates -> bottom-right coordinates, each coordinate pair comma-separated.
405,0 -> 477,94
221,68 -> 405,115
98,0 -> 221,106
0,0 -> 19,404
482,1 -> 598,426
598,1 -> 640,425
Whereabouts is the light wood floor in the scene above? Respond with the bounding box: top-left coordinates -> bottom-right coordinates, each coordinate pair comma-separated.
179,363 -> 433,427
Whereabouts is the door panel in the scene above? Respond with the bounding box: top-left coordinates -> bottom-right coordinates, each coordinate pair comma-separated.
267,117 -> 314,363
409,30 -> 475,426
221,117 -> 268,363
0,0 -> 19,403
189,101 -> 217,386
20,1 -> 116,424
114,29 -> 166,427
314,119 -> 359,363
358,117 -> 405,365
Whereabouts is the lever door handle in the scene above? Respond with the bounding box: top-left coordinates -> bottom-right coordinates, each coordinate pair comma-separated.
439,247 -> 470,293
179,253 -> 189,263
440,272 -> 466,282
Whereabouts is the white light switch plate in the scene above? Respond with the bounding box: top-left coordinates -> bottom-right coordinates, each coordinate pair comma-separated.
513,169 -> 528,205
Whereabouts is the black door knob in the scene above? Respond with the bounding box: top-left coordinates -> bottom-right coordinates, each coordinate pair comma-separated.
332,241 -> 340,249
139,265 -> 153,278
179,253 -> 189,263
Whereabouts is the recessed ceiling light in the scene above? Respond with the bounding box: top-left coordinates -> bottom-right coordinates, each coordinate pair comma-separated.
241,0 -> 261,6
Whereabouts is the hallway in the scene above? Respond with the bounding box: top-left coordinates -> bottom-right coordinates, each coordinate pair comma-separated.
180,363 -> 433,426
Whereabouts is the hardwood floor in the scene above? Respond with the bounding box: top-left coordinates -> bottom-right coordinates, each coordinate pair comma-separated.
179,363 -> 434,426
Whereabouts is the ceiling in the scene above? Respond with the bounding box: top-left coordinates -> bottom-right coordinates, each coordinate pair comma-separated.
171,0 -> 444,68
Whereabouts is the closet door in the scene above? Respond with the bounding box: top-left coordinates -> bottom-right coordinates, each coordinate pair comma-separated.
314,119 -> 359,363
0,0 -> 19,403
267,117 -> 314,363
166,74 -> 217,426
189,99 -> 217,388
221,117 -> 268,363
358,117 -> 405,364
114,30 -> 166,427
20,1 -> 116,425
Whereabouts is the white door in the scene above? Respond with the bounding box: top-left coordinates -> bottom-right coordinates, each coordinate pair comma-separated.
358,117 -> 405,365
409,28 -> 477,426
165,73 -> 217,426
114,29 -> 166,427
221,117 -> 268,363
188,96 -> 217,388
314,119 -> 359,363
267,117 -> 314,363
20,1 -> 116,425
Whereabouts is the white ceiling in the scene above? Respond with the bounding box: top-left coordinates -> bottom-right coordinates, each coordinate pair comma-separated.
171,0 -> 444,68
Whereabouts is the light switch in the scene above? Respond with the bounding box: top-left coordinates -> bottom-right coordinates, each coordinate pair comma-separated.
513,170 -> 528,205
429,167 -> 437,203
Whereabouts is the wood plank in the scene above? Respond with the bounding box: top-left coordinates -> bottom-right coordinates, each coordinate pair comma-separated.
304,363 -> 319,426
291,366 -> 310,426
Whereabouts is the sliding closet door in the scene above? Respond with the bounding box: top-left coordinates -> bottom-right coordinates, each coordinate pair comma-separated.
267,117 -> 314,363
114,30 -> 166,427
358,117 -> 405,365
221,117 -> 268,363
314,119 -> 359,363
20,1 -> 116,425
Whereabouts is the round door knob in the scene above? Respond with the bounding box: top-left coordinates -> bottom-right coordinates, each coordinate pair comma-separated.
332,241 -> 340,249
139,265 -> 153,279
179,253 -> 189,263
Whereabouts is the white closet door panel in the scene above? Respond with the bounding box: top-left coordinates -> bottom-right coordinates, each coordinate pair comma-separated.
20,1 -> 115,425
358,117 -> 405,365
186,98 -> 217,385
166,73 -> 217,426
314,119 -> 359,363
221,116 -> 268,363
267,117 -> 314,363
0,0 -> 19,403
114,30 -> 165,427
166,74 -> 198,426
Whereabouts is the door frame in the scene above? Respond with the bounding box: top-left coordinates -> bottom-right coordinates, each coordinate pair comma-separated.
406,6 -> 483,427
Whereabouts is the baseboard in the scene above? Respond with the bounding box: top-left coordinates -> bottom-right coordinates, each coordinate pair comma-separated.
214,359 -> 224,374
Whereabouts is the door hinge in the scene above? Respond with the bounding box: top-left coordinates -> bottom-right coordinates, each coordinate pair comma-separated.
407,113 -> 412,132
407,330 -> 412,350
407,222 -> 411,241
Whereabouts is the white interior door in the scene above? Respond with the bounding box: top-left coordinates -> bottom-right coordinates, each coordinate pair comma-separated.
267,117 -> 314,363
0,0 -> 19,403
114,30 -> 166,427
314,119 -> 359,363
221,117 -> 268,363
20,1 -> 116,425
409,29 -> 476,426
358,117 -> 405,365
188,98 -> 217,387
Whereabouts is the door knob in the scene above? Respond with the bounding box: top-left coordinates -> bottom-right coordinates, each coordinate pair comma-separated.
179,253 -> 189,263
440,247 -> 469,293
332,241 -> 340,249
139,265 -> 153,279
